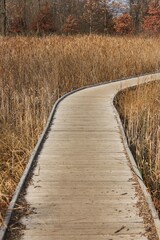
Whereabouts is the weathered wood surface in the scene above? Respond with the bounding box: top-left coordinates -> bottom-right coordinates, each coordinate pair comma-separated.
20,77 -> 158,240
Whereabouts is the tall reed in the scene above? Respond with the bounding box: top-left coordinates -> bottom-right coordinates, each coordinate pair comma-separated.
115,81 -> 160,213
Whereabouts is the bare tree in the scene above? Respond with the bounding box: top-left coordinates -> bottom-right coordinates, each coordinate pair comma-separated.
130,0 -> 151,33
1,0 -> 7,35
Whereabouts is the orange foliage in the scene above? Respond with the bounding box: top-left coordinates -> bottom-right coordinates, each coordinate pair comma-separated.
63,15 -> 79,35
114,13 -> 133,35
143,4 -> 160,34
30,2 -> 56,34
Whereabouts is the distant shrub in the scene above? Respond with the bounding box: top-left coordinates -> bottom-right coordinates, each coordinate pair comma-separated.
114,13 -> 133,35
143,4 -> 160,34
30,2 -> 56,35
62,15 -> 79,35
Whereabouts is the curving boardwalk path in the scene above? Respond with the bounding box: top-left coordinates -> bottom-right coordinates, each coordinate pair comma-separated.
19,75 -> 160,240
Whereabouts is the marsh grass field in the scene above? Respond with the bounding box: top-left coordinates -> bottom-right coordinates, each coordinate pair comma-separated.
0,35 -> 160,226
115,81 -> 160,212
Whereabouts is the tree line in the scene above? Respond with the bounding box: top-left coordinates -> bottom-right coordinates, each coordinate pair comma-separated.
0,0 -> 160,36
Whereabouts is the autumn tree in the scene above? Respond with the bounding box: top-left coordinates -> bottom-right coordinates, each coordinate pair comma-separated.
143,3 -> 160,34
83,0 -> 101,33
101,0 -> 114,34
82,0 -> 113,34
53,0 -> 83,32
129,0 -> 151,33
7,0 -> 33,34
114,13 -> 133,35
63,15 -> 79,35
30,2 -> 56,35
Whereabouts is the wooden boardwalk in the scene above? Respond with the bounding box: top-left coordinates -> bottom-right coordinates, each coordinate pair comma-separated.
20,76 -> 159,240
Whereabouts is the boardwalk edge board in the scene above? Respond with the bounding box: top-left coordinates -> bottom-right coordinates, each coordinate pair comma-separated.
0,72 -> 160,240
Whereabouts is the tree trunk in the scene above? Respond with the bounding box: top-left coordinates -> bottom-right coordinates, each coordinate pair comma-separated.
1,0 -> 7,36
130,0 -> 151,34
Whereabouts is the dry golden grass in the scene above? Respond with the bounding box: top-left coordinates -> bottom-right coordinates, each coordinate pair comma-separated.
115,81 -> 160,213
0,35 -> 160,226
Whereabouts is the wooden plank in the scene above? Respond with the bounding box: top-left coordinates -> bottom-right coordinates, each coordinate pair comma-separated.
31,174 -> 132,182
21,235 -> 148,240
20,222 -> 146,235
22,215 -> 143,225
26,186 -> 135,195
26,181 -> 135,188
25,195 -> 139,205
33,165 -> 129,171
